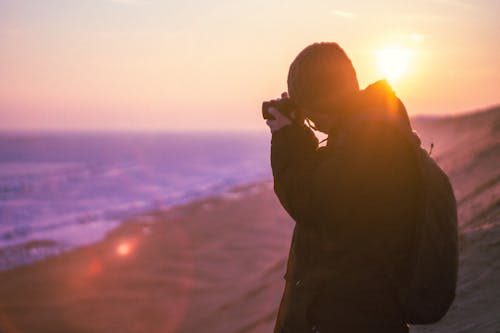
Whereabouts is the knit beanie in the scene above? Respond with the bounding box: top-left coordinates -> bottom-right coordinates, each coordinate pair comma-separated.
287,42 -> 360,112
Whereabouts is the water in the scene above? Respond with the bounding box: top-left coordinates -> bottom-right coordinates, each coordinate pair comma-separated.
0,130 -> 271,270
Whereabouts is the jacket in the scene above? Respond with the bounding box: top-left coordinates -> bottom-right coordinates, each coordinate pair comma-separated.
271,80 -> 420,332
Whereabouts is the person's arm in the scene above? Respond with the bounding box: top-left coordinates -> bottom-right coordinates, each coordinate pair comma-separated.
270,122 -> 321,225
265,103 -> 322,225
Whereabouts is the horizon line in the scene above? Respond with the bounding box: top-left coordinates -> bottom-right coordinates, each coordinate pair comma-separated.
1,104 -> 498,133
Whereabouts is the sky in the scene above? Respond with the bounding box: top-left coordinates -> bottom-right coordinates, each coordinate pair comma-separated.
1,0 -> 499,131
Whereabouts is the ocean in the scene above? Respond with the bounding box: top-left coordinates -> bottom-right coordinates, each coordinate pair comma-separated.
0,130 -> 271,270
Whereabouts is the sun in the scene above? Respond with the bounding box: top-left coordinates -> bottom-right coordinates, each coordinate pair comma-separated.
376,47 -> 412,82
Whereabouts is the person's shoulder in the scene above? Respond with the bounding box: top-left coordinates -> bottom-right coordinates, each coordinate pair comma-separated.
337,91 -> 415,159
326,118 -> 420,183
337,118 -> 411,155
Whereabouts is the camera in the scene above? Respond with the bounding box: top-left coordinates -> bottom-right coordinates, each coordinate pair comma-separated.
262,97 -> 299,121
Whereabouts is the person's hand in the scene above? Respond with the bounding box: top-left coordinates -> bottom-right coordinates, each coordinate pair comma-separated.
265,92 -> 298,134
265,107 -> 292,133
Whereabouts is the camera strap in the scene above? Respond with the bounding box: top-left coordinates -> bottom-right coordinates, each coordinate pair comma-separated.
305,118 -> 329,145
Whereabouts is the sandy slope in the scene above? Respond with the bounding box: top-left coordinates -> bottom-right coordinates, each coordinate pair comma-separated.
0,107 -> 498,333
0,182 -> 292,333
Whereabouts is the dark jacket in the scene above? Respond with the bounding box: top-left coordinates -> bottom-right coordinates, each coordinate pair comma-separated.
271,81 -> 420,332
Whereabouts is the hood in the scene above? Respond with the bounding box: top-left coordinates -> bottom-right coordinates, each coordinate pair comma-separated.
327,79 -> 421,147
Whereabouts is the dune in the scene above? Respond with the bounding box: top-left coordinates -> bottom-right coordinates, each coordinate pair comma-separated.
0,106 -> 498,333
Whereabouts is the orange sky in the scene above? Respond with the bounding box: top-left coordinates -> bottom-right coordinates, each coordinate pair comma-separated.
1,0 -> 499,131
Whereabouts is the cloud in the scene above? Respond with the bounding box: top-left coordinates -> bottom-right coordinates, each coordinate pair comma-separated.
331,10 -> 356,19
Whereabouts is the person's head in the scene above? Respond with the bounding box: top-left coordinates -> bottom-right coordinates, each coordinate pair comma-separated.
287,42 -> 359,133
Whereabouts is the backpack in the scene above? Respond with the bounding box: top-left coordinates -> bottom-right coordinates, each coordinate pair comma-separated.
330,80 -> 458,324
397,131 -> 459,325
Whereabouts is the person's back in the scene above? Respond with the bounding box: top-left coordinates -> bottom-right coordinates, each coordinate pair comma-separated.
264,43 -> 421,332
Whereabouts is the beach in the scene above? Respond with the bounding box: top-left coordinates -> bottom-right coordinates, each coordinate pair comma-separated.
0,107 -> 499,333
0,181 -> 293,333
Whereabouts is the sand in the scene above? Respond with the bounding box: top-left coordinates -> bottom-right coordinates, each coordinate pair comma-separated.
0,107 -> 499,333
0,182 -> 294,333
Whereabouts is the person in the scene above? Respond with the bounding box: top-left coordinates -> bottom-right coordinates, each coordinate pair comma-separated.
264,42 -> 421,332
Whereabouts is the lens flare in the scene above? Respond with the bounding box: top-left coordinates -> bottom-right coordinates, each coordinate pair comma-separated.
116,242 -> 132,256
87,259 -> 103,276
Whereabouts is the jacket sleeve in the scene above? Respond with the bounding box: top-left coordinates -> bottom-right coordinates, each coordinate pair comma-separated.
270,123 -> 321,225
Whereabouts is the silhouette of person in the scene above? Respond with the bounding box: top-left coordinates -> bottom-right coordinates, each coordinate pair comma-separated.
265,42 -> 420,332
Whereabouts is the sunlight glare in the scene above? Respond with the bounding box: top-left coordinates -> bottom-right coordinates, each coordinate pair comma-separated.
376,47 -> 412,82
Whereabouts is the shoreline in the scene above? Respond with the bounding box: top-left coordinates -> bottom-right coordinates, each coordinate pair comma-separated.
0,178 -> 273,273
